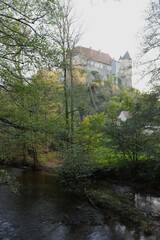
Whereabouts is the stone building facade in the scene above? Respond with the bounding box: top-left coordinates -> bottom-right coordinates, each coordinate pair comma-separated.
73,46 -> 112,78
118,51 -> 132,88
73,46 -> 132,88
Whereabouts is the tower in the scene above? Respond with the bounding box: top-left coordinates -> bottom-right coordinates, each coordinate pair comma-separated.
118,51 -> 132,88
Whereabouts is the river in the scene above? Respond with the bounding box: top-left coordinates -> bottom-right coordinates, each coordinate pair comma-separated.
0,168 -> 160,240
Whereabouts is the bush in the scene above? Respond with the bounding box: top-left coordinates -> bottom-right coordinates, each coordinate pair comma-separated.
58,144 -> 94,190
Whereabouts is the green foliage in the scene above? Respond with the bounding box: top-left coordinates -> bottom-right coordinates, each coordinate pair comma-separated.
106,97 -> 122,120
0,70 -> 65,167
0,170 -> 20,193
92,146 -> 119,167
58,144 -> 94,189
104,90 -> 160,164
77,113 -> 120,167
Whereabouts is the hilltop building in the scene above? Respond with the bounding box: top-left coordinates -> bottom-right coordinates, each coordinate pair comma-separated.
73,46 -> 132,88
118,51 -> 132,88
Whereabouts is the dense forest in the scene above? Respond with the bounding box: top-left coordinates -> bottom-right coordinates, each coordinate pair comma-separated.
0,0 -> 160,188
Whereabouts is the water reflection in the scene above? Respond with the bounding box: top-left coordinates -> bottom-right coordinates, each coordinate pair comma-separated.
135,194 -> 160,217
112,223 -> 158,240
0,168 -> 160,240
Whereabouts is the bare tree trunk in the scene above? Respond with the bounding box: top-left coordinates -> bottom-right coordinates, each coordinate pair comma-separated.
63,67 -> 69,131
69,52 -> 74,143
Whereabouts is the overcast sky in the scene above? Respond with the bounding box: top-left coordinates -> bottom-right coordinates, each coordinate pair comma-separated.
72,0 -> 151,91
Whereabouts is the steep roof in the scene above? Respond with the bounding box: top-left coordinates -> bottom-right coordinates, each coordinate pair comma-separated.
74,46 -> 112,65
122,51 -> 132,60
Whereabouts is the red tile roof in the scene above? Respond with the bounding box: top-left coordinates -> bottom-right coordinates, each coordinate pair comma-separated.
74,46 -> 112,65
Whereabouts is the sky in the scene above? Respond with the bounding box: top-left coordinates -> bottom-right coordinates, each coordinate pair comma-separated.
72,0 -> 151,91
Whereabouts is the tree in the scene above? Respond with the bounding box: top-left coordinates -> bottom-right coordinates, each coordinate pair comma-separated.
0,0 -> 57,128
0,0 -> 84,169
0,0 -> 56,167
0,0 -> 48,85
44,0 -> 82,143
139,0 -> 160,88
105,91 -> 160,164
0,69 -> 67,168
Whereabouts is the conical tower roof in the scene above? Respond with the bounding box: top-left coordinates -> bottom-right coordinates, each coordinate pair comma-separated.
122,51 -> 131,60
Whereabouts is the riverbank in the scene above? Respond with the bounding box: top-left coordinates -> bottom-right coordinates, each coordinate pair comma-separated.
1,158 -> 160,195
93,159 -> 160,192
85,184 -> 153,236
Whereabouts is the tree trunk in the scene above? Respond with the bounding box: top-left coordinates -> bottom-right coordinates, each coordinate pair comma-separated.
22,143 -> 27,165
88,85 -> 99,111
32,145 -> 39,170
69,52 -> 74,143
64,67 -> 69,131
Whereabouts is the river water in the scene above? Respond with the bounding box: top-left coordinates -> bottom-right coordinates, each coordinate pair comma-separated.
0,168 -> 160,240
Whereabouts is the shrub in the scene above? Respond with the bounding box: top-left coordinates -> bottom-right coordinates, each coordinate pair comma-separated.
58,144 -> 94,190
